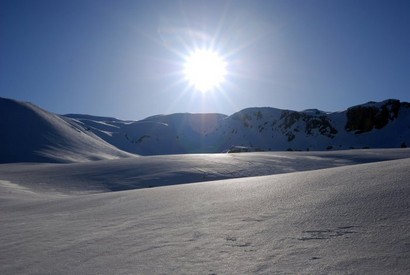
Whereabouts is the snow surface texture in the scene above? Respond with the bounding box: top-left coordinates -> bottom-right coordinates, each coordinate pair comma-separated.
0,149 -> 410,193
1,149 -> 410,274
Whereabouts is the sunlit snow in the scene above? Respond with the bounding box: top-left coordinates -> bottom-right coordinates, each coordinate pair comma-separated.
1,150 -> 410,274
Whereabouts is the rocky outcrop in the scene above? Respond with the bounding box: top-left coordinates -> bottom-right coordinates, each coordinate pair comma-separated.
345,99 -> 401,133
279,110 -> 337,138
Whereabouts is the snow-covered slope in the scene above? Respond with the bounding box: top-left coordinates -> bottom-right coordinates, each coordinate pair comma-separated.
1,153 -> 409,274
0,97 -> 134,163
65,112 -> 227,155
66,99 -> 410,155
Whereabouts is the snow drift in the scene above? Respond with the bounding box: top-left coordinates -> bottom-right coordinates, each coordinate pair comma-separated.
0,97 -> 134,163
0,149 -> 409,193
0,154 -> 409,274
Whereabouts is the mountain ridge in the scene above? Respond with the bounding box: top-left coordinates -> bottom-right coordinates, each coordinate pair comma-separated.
63,98 -> 410,154
1,96 -> 409,163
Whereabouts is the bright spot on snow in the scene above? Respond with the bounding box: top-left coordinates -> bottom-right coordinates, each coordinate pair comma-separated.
184,49 -> 227,92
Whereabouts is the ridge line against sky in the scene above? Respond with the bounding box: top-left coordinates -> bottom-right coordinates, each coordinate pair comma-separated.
1,0 -> 409,120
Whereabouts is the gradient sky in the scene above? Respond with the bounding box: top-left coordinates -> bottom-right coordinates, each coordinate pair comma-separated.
1,0 -> 409,120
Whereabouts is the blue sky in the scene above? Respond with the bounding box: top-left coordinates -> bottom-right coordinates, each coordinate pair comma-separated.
1,0 -> 409,120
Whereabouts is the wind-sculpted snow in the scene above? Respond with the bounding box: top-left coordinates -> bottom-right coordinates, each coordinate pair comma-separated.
0,149 -> 409,193
0,97 -> 134,163
0,153 -> 409,274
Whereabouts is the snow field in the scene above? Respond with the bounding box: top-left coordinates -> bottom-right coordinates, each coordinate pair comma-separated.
1,149 -> 410,274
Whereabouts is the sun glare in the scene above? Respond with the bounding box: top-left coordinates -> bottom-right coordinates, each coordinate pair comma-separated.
184,49 -> 227,92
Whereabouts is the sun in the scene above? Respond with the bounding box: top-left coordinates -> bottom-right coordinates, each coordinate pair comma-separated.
184,49 -> 227,92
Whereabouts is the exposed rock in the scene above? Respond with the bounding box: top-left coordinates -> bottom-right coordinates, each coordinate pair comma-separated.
280,110 -> 301,130
280,110 -> 337,138
345,99 -> 401,133
305,116 -> 338,138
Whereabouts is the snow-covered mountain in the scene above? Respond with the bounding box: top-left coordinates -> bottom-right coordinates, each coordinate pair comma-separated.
0,97 -> 134,163
66,99 -> 410,155
66,112 -> 227,155
1,96 -> 409,162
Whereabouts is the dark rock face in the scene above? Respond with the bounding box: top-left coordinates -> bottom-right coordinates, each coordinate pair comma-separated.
279,110 -> 338,138
280,111 -> 301,130
305,116 -> 338,138
345,99 -> 401,133
345,106 -> 378,133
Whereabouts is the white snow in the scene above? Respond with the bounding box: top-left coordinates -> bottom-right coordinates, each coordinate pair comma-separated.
1,149 -> 410,274
1,149 -> 409,193
0,97 -> 135,163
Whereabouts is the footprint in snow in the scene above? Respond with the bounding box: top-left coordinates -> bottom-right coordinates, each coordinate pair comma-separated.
298,225 -> 359,241
225,236 -> 252,248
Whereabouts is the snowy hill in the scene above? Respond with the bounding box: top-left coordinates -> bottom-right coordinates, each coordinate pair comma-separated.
0,97 -> 134,163
66,99 -> 410,155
